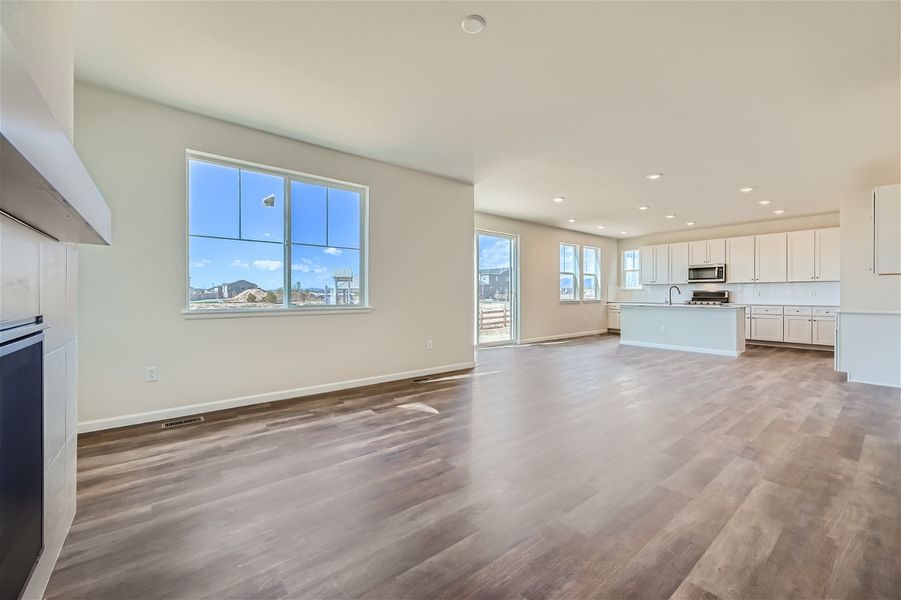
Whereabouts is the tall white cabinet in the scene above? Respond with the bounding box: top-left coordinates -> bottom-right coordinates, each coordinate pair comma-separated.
755,233 -> 787,282
669,242 -> 689,284
788,227 -> 840,282
726,236 -> 755,283
639,244 -> 671,285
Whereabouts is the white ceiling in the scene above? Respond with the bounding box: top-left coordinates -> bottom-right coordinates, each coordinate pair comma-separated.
73,1 -> 900,238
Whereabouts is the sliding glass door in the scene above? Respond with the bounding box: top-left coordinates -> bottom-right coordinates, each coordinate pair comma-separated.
476,231 -> 518,346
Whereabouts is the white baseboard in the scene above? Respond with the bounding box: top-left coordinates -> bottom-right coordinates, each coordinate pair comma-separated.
78,361 -> 475,433
520,329 -> 607,344
619,339 -> 741,357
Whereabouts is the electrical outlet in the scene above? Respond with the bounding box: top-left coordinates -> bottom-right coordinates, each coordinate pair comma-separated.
145,366 -> 158,382
426,339 -> 433,350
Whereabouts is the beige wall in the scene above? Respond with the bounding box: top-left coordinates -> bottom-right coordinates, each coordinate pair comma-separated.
475,212 -> 618,342
74,84 -> 474,430
0,1 -> 74,141
0,8 -> 78,599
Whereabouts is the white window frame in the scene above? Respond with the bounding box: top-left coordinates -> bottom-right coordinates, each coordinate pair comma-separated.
559,242 -> 580,302
621,249 -> 641,290
184,150 -> 370,317
581,245 -> 602,302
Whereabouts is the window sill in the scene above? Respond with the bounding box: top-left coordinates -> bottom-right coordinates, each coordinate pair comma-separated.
581,299 -> 605,304
182,306 -> 373,319
559,299 -> 581,304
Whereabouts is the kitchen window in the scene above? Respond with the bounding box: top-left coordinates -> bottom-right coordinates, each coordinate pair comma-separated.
622,249 -> 641,289
582,246 -> 602,301
186,152 -> 368,313
559,243 -> 579,301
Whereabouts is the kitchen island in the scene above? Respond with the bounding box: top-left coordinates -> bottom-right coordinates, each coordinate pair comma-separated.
619,303 -> 747,357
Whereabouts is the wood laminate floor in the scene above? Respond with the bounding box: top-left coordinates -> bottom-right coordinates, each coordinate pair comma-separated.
47,338 -> 900,599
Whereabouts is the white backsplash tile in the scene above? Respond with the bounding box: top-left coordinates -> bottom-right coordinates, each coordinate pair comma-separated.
614,281 -> 839,306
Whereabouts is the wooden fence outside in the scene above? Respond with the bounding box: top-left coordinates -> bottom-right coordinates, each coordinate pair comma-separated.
479,305 -> 511,331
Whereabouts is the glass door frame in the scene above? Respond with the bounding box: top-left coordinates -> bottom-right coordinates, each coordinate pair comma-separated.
474,229 -> 520,347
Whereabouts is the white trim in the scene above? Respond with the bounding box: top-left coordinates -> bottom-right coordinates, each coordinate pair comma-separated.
77,361 -> 475,433
836,309 -> 901,315
619,339 -> 741,357
519,329 -> 607,344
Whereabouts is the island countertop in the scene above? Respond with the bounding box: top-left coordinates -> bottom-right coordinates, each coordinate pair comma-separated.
619,303 -> 748,310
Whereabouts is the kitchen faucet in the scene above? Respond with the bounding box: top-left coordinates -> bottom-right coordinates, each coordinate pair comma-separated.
668,285 -> 681,305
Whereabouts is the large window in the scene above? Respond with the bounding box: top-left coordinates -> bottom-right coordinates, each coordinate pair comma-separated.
622,249 -> 641,289
187,153 -> 367,312
559,243 -> 579,301
582,246 -> 602,300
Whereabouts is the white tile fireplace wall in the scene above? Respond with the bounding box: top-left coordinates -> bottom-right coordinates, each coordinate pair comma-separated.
0,214 -> 78,599
615,281 -> 840,306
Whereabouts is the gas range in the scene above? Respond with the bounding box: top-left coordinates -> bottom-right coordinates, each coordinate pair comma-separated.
687,290 -> 730,305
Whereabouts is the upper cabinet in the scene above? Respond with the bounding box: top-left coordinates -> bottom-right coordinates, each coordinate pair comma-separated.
639,244 -> 670,285
726,236 -> 755,283
873,184 -> 900,275
708,239 -> 726,264
688,240 -> 707,265
727,233 -> 787,283
815,228 -> 840,281
669,242 -> 689,284
755,233 -> 787,283
788,227 -> 839,282
689,238 -> 726,265
788,230 -> 816,281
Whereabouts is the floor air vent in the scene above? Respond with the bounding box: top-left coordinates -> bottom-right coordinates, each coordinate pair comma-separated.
161,416 -> 204,429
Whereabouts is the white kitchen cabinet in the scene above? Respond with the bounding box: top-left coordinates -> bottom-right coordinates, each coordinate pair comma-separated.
788,228 -> 840,282
812,316 -> 835,345
688,238 -> 726,265
639,244 -> 669,285
751,314 -> 784,341
607,306 -> 621,330
874,184 -> 901,275
688,240 -> 707,265
745,313 -> 751,339
815,227 -> 840,281
708,239 -> 726,264
653,244 -> 669,284
788,230 -> 816,282
639,246 -> 655,285
726,236 -> 756,283
755,233 -> 787,283
783,315 -> 813,344
669,242 -> 689,284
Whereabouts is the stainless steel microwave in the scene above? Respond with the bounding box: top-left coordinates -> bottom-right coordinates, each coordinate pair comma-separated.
688,264 -> 726,283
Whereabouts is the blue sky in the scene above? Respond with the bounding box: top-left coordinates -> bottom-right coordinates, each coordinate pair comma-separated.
189,160 -> 360,291
478,234 -> 511,271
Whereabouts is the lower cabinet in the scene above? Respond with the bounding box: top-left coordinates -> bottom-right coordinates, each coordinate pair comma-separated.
783,315 -> 813,344
751,315 -> 784,342
745,314 -> 751,339
812,317 -> 836,345
607,307 -> 621,330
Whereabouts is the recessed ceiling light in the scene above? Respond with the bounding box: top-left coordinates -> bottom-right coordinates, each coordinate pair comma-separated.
638,205 -> 650,211
620,230 -> 629,235
552,196 -> 565,203
568,218 -> 576,223
461,15 -> 486,34
646,173 -> 663,180
596,225 -> 606,229
758,199 -> 771,205
773,209 -> 785,215
665,214 -> 675,219
739,187 -> 755,194
686,221 -> 696,226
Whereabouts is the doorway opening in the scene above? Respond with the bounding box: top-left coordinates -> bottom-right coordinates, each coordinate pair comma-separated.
476,231 -> 519,346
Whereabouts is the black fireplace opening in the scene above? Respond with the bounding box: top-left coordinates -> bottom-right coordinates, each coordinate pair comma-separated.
0,317 -> 45,600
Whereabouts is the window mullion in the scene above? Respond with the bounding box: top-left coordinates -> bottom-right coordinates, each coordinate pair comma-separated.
284,178 -> 292,308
